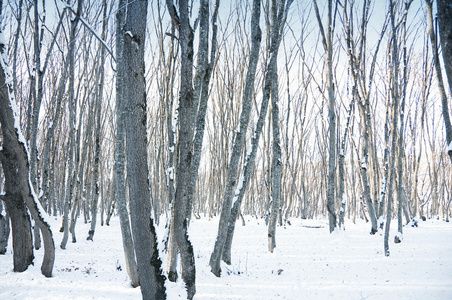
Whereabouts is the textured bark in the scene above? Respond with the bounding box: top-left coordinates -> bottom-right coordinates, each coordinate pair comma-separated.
314,0 -> 337,233
437,0 -> 452,100
338,2 -> 357,228
40,8 -> 69,218
122,0 -> 166,298
114,0 -> 139,287
222,0 -> 292,264
87,0 -> 107,242
210,0 -> 262,275
165,0 -> 197,297
0,27 -> 55,277
12,0 -> 23,100
397,2 -> 412,238
429,0 -> 452,162
268,0 -> 291,253
60,0 -> 83,250
268,51 -> 281,253
0,201 -> 9,254
384,0 -> 401,257
338,99 -> 354,229
186,0 -> 220,223
167,0 -> 219,282
359,101 -> 378,234
29,1 -> 65,249
165,29 -> 178,282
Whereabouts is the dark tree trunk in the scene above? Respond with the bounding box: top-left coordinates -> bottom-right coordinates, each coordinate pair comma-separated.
0,26 -> 55,276
435,0 -> 452,161
165,0 -> 197,297
122,0 -> 166,299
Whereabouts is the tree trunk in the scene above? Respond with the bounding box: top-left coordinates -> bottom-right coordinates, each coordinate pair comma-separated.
60,0 -> 83,250
165,1 -> 197,297
384,0 -> 401,257
87,0 -> 107,242
0,201 -> 10,255
314,0 -> 337,233
268,0 -> 290,253
396,2 -> 411,241
122,1 -> 166,299
222,0 -> 292,264
114,0 -> 140,288
210,0 -> 262,276
428,0 -> 452,162
437,0 -> 452,101
0,24 -> 55,276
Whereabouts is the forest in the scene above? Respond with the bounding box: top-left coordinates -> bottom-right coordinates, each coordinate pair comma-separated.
0,0 -> 451,299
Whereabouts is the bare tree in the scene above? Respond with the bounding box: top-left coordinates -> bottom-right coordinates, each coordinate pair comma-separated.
60,0 -> 84,250
121,0 -> 166,298
427,0 -> 452,162
384,0 -> 402,257
268,0 -> 294,253
87,0 -> 108,242
0,2 -> 55,276
209,0 -> 262,276
114,0 -> 140,288
164,0 -> 198,297
313,0 -> 338,233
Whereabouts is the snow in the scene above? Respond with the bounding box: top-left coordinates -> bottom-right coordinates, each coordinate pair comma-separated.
1,216 -> 452,299
361,158 -> 367,170
167,167 -> 174,180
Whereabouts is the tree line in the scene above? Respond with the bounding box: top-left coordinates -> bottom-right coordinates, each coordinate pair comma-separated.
0,0 -> 451,299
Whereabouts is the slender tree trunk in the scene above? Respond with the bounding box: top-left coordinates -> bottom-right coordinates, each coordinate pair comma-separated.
186,0 -> 220,223
114,0 -> 139,287
0,200 -> 10,255
268,0 -> 290,253
396,2 -> 411,242
384,0 -> 401,256
210,0 -> 263,276
60,0 -> 83,250
222,0 -> 292,264
268,48 -> 281,253
87,0 -> 107,242
427,0 -> 452,162
165,1 -> 197,297
359,100 -> 378,234
122,0 -> 166,298
314,0 -> 337,233
40,9 -> 69,220
165,29 -> 178,283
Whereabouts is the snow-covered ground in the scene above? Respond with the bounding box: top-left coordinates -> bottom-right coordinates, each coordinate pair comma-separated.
1,215 -> 451,299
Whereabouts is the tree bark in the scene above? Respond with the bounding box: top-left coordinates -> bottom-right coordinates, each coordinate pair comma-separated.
60,0 -> 83,250
114,0 -> 140,288
221,0 -> 262,265
0,200 -> 10,255
384,0 -> 401,257
222,0 -> 292,264
209,0 -> 263,276
396,1 -> 412,241
0,23 -> 55,277
428,0 -> 452,162
313,0 -> 338,233
165,0 -> 197,297
87,0 -> 107,242
122,0 -> 166,298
